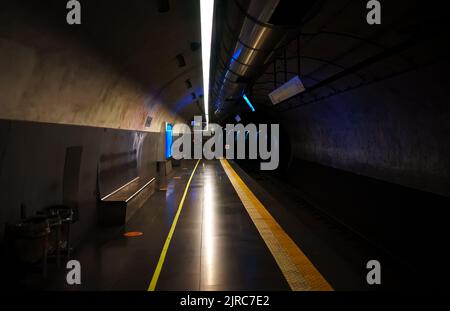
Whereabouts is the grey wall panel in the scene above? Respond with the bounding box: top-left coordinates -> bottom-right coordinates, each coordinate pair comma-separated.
0,119 -> 161,244
281,62 -> 450,197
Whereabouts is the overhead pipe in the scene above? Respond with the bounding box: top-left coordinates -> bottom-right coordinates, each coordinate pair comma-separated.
210,0 -> 305,118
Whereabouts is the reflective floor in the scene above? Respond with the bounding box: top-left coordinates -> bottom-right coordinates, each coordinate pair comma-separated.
156,160 -> 289,290
36,160 -> 290,290
23,159 -> 415,291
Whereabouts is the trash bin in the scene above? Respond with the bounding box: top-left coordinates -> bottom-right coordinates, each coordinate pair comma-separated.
5,215 -> 50,277
37,210 -> 62,267
44,205 -> 74,260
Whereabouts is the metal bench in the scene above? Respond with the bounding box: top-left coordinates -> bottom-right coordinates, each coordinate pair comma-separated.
99,176 -> 155,225
97,150 -> 156,225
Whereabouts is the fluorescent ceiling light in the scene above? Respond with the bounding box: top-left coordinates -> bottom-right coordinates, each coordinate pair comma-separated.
200,0 -> 214,127
243,94 -> 256,112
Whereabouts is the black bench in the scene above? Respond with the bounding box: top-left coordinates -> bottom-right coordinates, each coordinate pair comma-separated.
99,177 -> 155,225
97,150 -> 156,225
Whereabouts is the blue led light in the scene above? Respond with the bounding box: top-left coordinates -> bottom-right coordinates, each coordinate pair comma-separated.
165,123 -> 173,159
243,94 -> 255,112
232,47 -> 243,60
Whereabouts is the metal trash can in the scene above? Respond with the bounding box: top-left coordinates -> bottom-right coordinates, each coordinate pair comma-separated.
37,210 -> 62,267
44,205 -> 74,260
5,216 -> 50,277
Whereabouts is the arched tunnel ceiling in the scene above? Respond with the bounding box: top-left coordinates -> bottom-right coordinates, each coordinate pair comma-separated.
75,0 -> 204,119
214,0 -> 447,120
0,0 -> 203,131
1,0 -> 447,130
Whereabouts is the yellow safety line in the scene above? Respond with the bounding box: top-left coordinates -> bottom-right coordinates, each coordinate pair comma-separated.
220,159 -> 333,291
147,159 -> 201,291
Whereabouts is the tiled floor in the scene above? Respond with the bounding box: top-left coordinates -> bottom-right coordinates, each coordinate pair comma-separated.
42,160 -> 289,290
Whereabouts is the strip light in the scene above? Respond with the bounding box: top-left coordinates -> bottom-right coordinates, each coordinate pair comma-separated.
243,94 -> 256,112
200,0 -> 214,127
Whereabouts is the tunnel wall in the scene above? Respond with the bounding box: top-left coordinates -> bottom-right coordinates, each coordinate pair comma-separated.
0,2 -> 180,244
281,61 -> 450,198
0,119 -> 162,244
0,1 -> 183,133
272,61 -> 450,272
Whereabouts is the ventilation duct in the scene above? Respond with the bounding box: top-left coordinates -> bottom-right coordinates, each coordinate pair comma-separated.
210,0 -> 318,119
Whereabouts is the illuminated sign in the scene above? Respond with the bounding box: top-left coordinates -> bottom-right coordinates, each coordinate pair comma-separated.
269,75 -> 305,105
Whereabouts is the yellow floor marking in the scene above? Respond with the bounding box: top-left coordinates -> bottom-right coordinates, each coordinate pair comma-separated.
147,159 -> 201,291
220,159 -> 333,291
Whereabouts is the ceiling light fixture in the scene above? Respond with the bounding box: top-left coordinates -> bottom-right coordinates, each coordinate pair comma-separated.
243,94 -> 256,112
200,0 -> 214,128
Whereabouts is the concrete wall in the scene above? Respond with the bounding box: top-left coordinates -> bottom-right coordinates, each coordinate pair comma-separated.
281,62 -> 450,197
0,1 -> 184,132
0,2 -> 181,244
0,119 -> 163,244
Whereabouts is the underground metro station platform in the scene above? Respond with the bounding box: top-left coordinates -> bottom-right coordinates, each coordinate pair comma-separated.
1,0 -> 450,307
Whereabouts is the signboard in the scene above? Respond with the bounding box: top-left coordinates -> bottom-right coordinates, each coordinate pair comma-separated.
268,75 -> 305,105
